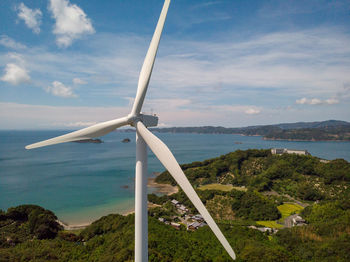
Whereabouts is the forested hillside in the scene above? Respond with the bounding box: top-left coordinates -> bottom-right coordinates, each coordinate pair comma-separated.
149,120 -> 350,141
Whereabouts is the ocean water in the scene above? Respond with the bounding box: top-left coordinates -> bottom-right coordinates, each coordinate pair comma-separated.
0,130 -> 349,224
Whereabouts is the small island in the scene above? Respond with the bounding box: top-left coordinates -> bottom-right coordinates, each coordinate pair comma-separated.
122,138 -> 131,143
73,138 -> 103,143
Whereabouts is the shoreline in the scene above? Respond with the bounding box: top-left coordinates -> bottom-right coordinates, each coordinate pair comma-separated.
116,175 -> 178,217
147,175 -> 178,196
263,137 -> 350,142
58,174 -> 178,230
57,220 -> 91,231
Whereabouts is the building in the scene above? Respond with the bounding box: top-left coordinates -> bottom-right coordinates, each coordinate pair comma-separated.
285,149 -> 310,155
171,199 -> 179,206
271,148 -> 285,155
271,148 -> 310,156
170,222 -> 181,230
177,204 -> 188,213
192,214 -> 204,222
292,215 -> 306,226
187,221 -> 206,231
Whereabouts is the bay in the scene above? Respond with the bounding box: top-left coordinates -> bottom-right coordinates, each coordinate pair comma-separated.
0,130 -> 349,225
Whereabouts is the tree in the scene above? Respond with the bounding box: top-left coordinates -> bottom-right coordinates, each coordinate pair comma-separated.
297,184 -> 323,201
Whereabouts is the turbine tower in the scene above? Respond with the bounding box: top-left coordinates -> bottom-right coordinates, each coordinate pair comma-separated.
25,0 -> 236,261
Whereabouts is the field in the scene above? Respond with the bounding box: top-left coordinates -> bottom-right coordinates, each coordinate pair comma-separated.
256,220 -> 284,229
277,203 -> 304,219
255,203 -> 304,229
198,183 -> 247,192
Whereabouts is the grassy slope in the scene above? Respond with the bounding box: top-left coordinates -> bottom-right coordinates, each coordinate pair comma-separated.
256,203 -> 304,229
198,183 -> 247,192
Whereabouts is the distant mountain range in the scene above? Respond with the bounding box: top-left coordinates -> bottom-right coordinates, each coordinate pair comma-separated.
146,120 -> 350,141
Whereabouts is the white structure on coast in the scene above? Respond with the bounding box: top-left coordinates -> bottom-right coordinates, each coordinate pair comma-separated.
271,148 -> 310,156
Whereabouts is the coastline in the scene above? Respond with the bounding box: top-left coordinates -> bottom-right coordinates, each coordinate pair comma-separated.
147,174 -> 178,196
57,220 -> 91,231
58,174 -> 178,230
263,137 -> 350,142
119,174 -> 178,217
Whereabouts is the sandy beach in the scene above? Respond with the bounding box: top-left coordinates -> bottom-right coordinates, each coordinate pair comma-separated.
147,175 -> 178,196
57,220 -> 91,231
122,176 -> 178,216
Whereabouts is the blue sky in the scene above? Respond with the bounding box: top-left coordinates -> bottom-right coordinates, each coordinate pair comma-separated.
1,0 -> 350,129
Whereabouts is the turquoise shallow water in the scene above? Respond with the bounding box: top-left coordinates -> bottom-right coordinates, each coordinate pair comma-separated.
0,130 -> 349,224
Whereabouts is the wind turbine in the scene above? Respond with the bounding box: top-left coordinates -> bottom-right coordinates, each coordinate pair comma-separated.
25,0 -> 236,261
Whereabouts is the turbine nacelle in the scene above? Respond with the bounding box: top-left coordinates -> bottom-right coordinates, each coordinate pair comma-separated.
128,113 -> 158,128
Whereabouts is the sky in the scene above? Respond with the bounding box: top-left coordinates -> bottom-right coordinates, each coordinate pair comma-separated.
0,0 -> 350,129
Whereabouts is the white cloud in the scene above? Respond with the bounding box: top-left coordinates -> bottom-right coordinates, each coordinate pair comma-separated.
73,77 -> 87,85
245,108 -> 261,115
325,98 -> 339,105
49,0 -> 95,47
52,121 -> 97,127
0,35 -> 27,49
1,27 -> 348,127
144,98 -> 192,110
296,97 -> 307,104
17,3 -> 42,34
46,81 -> 77,97
296,97 -> 339,105
1,63 -> 30,85
0,100 -> 346,130
0,102 -> 130,129
149,28 -> 350,100
310,98 -> 322,105
4,28 -> 349,105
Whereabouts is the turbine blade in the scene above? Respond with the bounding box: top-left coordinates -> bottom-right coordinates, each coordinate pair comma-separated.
25,116 -> 129,149
130,0 -> 171,116
136,121 -> 236,260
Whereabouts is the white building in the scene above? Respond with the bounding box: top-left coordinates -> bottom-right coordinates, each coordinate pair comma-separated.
171,199 -> 179,205
187,221 -> 206,231
292,215 -> 306,226
170,222 -> 181,229
192,214 -> 204,222
271,148 -> 310,156
178,205 -> 188,213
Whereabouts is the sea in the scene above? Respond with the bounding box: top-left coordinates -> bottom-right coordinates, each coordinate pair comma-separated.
0,130 -> 349,225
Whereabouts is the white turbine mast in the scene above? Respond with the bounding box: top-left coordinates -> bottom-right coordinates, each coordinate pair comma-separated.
25,0 -> 236,261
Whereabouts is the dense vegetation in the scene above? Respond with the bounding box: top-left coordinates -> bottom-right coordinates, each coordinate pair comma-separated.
0,205 -> 62,248
149,120 -> 350,141
156,149 -> 350,201
149,188 -> 281,222
264,125 -> 350,141
276,200 -> 350,261
1,202 -> 349,261
1,149 -> 349,261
